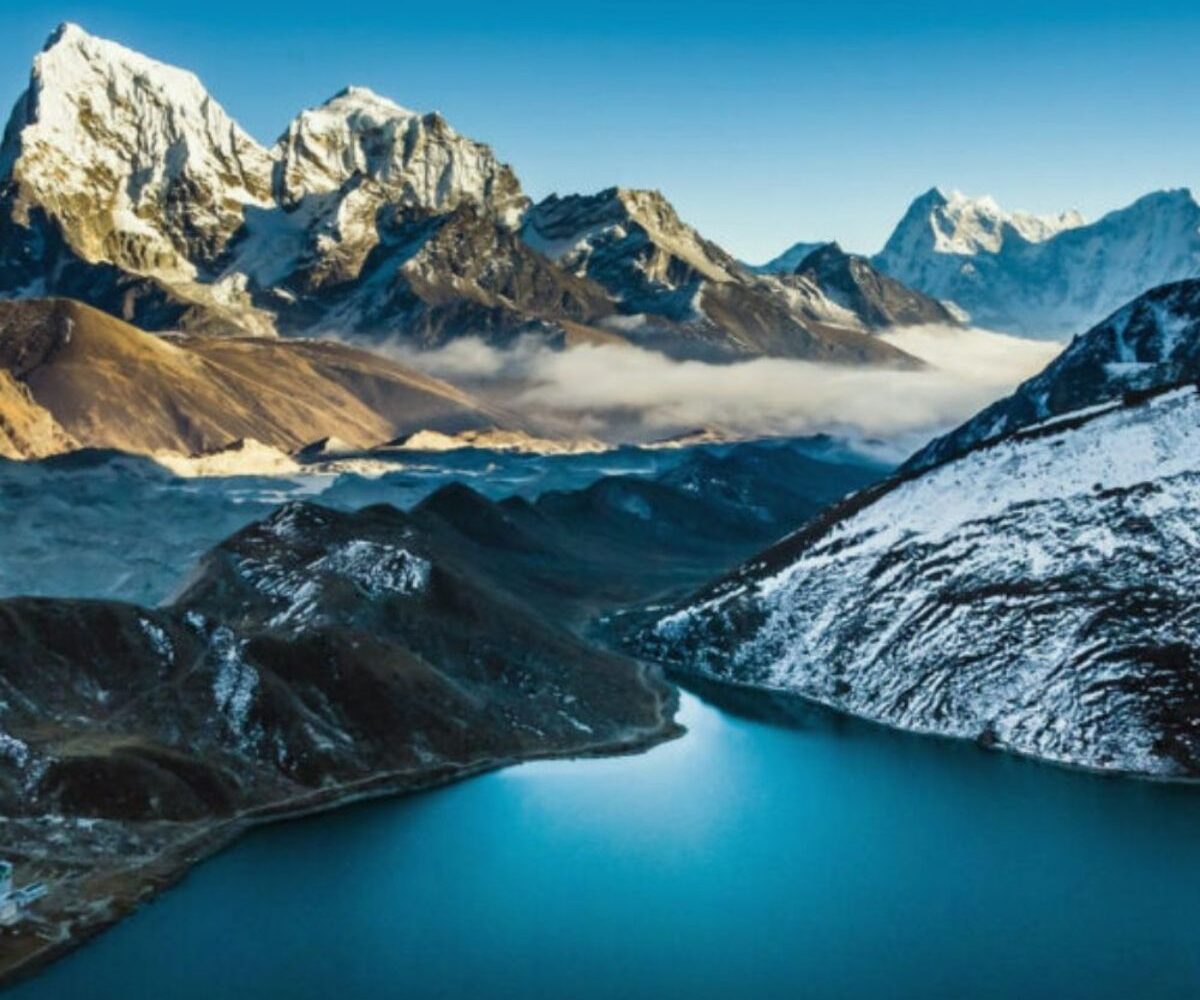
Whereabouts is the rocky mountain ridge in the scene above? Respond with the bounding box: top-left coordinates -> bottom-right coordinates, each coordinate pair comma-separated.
905,278 -> 1200,471
0,24 -> 921,365
0,495 -> 677,982
779,242 -> 959,330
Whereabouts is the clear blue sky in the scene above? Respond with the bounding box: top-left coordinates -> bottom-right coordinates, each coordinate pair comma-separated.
2,1 -> 1198,259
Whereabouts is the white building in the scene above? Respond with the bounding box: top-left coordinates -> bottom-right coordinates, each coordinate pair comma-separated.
0,862 -> 16,926
0,861 -> 45,927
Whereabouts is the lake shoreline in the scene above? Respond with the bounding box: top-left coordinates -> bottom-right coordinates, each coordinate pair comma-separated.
673,671 -> 1200,786
0,666 -> 682,990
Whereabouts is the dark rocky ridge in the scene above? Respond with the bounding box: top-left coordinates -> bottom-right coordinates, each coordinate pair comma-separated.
0,435 -> 887,984
786,242 -> 960,330
0,500 -> 676,985
905,278 -> 1200,472
522,188 -> 919,364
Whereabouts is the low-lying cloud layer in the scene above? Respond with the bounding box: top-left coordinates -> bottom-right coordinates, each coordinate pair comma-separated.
393,326 -> 1062,453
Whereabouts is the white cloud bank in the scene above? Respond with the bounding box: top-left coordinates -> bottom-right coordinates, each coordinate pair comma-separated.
393,326 -> 1062,452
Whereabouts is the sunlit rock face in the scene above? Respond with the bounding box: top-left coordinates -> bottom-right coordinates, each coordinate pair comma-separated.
0,25 -> 927,363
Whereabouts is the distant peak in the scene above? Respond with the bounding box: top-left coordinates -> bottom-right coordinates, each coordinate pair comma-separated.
1143,187 -> 1195,205
329,85 -> 386,105
913,186 -> 950,207
308,85 -> 416,124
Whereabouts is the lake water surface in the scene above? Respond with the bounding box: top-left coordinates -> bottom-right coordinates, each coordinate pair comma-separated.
12,688 -> 1200,1000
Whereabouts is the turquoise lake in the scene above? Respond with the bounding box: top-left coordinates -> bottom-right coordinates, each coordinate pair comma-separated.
11,685 -> 1200,1000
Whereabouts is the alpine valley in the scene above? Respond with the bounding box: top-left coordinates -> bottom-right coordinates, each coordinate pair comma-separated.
1,17 -> 1200,1000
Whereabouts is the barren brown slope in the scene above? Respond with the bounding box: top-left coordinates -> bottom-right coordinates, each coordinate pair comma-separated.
0,369 -> 76,458
0,299 -> 502,455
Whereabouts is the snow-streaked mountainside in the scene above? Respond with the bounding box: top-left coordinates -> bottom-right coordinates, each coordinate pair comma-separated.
873,187 -> 1200,338
882,188 -> 1085,259
780,242 -> 959,330
272,87 -> 527,222
0,23 -> 278,335
906,278 -> 1200,471
0,25 -> 924,366
639,382 -> 1200,778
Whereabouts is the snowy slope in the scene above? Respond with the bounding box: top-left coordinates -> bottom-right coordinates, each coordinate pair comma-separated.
273,87 -> 527,222
0,22 -> 275,276
641,384 -> 1200,777
873,187 -> 1200,337
907,278 -> 1200,470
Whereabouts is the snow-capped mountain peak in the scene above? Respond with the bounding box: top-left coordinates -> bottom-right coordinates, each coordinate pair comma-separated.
748,241 -> 831,275
1,22 -> 274,278
0,25 -> 923,361
273,86 -> 527,222
887,186 -> 1085,259
874,185 -> 1199,337
524,186 -> 740,286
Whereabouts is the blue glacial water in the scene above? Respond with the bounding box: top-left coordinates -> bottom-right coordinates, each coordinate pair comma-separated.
11,687 -> 1200,1000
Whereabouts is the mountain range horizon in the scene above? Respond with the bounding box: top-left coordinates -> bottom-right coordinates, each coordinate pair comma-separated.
9,22 -> 1196,264
2,21 -> 1197,359
4,13 -> 1195,259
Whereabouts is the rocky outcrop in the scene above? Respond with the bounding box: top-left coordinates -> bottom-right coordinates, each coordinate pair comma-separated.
0,369 -> 74,458
0,494 -> 678,822
786,242 -> 959,330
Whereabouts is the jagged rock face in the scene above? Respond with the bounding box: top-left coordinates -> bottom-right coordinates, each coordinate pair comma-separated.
0,26 -> 928,363
639,385 -> 1200,778
523,188 -> 916,364
0,24 -> 273,278
0,501 -> 673,822
787,242 -> 959,330
524,188 -> 744,319
906,279 -> 1200,471
0,25 -> 560,348
0,25 -> 280,336
874,187 -> 1200,337
287,202 -> 617,348
274,87 -> 527,223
